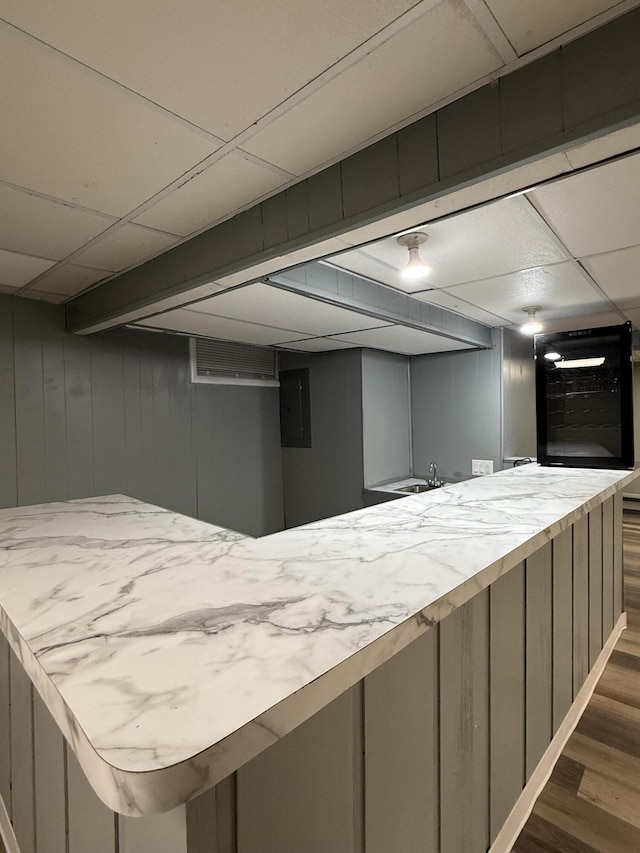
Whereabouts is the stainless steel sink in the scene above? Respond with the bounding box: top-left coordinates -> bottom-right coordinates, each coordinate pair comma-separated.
395,484 -> 434,493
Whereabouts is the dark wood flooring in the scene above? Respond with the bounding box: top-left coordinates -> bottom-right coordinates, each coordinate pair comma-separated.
513,509 -> 640,853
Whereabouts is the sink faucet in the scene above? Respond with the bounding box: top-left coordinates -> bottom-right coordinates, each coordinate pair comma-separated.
427,462 -> 444,488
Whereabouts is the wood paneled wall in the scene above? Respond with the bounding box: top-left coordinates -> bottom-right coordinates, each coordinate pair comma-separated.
0,497 -> 622,853
0,293 -> 284,536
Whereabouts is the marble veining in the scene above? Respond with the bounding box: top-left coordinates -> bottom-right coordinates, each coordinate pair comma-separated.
0,469 -> 636,815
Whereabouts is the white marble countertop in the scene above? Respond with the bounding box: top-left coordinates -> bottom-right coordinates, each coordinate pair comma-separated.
0,466 -> 637,816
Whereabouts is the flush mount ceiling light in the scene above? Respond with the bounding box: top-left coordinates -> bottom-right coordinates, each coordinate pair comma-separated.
397,232 -> 430,281
520,306 -> 543,336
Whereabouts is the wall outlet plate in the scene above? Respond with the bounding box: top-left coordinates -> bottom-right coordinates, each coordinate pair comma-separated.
472,459 -> 494,476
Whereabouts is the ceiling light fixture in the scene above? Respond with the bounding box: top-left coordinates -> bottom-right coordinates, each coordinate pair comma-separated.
544,351 -> 562,361
520,306 -> 542,336
397,232 -> 430,281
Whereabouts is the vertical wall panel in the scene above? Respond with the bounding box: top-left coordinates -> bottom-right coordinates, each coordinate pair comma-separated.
119,807 -> 187,853
91,338 -> 126,496
573,515 -> 589,696
526,543 -> 552,779
280,349 -> 362,529
9,653 -> 35,853
553,528 -> 573,732
237,688 -> 360,853
33,693 -> 66,853
13,299 -> 46,506
187,786 -> 218,853
411,330 -> 502,483
122,336 -> 144,502
168,337 -> 196,517
151,346 -> 173,508
490,563 -> 525,842
602,497 -> 615,639
138,343 -> 158,505
440,590 -> 489,853
364,628 -> 439,853
63,333 -> 95,499
588,506 -> 603,667
41,306 -> 69,503
0,634 -> 10,818
0,296 -> 17,509
67,749 -> 116,853
613,491 -> 623,620
361,350 -> 411,486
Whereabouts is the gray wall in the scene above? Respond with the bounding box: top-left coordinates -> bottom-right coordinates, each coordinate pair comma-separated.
410,329 -> 502,482
361,350 -> 411,487
0,294 -> 283,536
502,328 -> 536,460
194,384 -> 283,537
280,349 -> 364,528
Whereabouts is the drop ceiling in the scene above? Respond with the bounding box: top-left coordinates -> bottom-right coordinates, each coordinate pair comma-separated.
320,150 -> 640,334
1,0 -> 638,308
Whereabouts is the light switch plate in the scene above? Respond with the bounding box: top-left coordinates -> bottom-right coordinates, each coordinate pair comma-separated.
472,459 -> 494,475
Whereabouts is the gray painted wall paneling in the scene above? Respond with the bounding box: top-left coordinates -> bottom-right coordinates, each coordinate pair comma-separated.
573,515 -> 590,695
9,651 -> 35,853
361,350 -> 411,487
236,688 -> 362,853
280,349 -> 364,528
489,563 -> 525,843
588,507 -> 604,667
0,634 -> 10,819
525,543 -> 553,779
119,809 -> 188,853
67,750 -> 117,853
502,328 -> 536,459
614,491 -> 624,618
33,694 -> 66,853
552,528 -> 573,733
602,497 -> 615,639
0,299 -> 17,509
411,330 -> 502,481
364,628 -> 438,853
195,383 -> 284,537
440,591 -> 489,853
0,293 -> 284,537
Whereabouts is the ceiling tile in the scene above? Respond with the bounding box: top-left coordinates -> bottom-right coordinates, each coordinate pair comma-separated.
331,197 -> 567,289
72,224 -> 180,272
484,0 -> 620,55
243,0 -> 502,175
0,249 -> 55,288
277,337 -> 359,352
0,183 -> 115,260
444,262 -> 610,324
190,283 -> 389,335
134,154 -> 287,236
529,152 -> 640,256
581,245 -> 640,309
415,288 -> 510,326
330,325 -> 473,355
137,308 -> 302,346
0,26 -> 217,217
538,310 -> 626,334
24,264 -> 109,298
0,0 -> 423,140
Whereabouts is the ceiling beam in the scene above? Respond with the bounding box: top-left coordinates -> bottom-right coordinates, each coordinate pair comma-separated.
267,264 -> 494,349
66,8 -> 640,334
